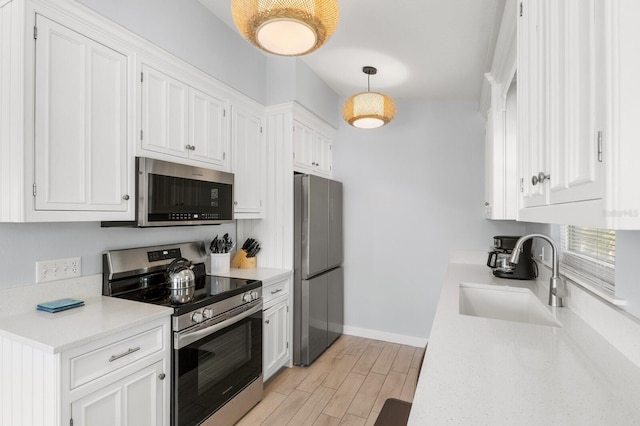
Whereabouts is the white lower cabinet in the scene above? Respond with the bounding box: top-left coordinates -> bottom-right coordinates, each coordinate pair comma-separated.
262,275 -> 291,381
263,298 -> 289,380
61,318 -> 171,426
70,360 -> 164,426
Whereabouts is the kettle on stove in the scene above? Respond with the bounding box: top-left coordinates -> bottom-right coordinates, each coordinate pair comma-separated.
166,257 -> 195,303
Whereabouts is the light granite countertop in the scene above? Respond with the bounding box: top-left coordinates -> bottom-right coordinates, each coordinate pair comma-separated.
408,261 -> 640,425
0,296 -> 172,353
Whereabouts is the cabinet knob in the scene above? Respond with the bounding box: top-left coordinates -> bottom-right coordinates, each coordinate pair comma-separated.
531,172 -> 550,186
122,194 -> 130,201
185,144 -> 195,151
484,202 -> 490,206
265,319 -> 270,324
158,373 -> 166,380
234,201 -> 238,205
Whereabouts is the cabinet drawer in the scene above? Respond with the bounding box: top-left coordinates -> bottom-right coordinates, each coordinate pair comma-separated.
263,279 -> 289,305
70,326 -> 163,389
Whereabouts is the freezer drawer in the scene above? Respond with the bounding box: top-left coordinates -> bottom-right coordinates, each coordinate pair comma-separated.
299,273 -> 328,365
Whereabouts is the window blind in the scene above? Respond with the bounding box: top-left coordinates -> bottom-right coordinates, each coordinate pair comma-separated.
560,225 -> 615,294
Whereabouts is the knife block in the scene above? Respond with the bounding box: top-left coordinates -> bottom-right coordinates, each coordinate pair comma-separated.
231,249 -> 257,269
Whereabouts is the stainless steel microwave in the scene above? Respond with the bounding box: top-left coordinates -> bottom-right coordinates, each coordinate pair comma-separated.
103,157 -> 234,227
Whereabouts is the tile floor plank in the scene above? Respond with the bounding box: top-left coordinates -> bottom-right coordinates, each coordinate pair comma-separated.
322,372 -> 367,418
321,354 -> 359,389
287,386 -> 336,426
351,343 -> 384,376
297,356 -> 337,393
411,345 -> 426,370
346,372 -> 386,419
262,389 -> 311,426
268,366 -> 311,395
235,391 -> 288,426
371,371 -> 408,413
390,345 -> 416,374
370,343 -> 401,375
313,414 -> 341,426
400,367 -> 420,402
339,413 -> 367,425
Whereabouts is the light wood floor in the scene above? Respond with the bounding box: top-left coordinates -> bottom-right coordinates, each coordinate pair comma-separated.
237,335 -> 425,426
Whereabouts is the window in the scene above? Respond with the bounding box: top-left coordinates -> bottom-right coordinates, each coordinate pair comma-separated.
560,225 -> 616,296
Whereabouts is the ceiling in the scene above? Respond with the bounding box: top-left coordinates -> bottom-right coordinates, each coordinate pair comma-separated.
198,0 -> 505,101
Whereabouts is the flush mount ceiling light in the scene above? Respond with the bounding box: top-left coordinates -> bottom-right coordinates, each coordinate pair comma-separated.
231,0 -> 340,56
343,66 -> 396,129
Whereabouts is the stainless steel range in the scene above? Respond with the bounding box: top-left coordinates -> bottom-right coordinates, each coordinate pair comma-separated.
103,241 -> 263,426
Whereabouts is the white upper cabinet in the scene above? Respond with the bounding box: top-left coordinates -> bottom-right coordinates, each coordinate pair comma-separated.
232,99 -> 266,218
141,64 -> 189,158
0,0 -> 136,222
518,0 -> 604,211
292,107 -> 334,178
139,60 -> 230,170
34,14 -> 130,214
512,0 -> 640,228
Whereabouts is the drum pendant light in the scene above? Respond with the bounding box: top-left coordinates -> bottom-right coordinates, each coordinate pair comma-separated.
231,0 -> 340,56
343,66 -> 396,129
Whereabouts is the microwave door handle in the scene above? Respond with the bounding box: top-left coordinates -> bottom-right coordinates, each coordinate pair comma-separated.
175,302 -> 262,349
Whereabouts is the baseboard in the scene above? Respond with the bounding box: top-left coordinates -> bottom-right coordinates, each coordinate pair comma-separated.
343,325 -> 428,348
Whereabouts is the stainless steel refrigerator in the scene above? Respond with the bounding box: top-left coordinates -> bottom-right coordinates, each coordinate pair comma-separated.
293,174 -> 344,366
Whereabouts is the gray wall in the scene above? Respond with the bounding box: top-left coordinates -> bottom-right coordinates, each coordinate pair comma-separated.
332,99 -> 526,340
0,222 -> 235,289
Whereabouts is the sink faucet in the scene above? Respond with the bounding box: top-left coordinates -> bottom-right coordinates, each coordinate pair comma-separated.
509,234 -> 564,307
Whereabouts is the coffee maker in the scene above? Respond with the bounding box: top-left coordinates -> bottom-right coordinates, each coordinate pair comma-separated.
487,236 -> 538,280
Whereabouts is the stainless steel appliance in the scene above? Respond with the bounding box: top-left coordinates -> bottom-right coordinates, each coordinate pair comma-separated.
293,174 -> 344,366
487,235 -> 538,280
103,242 -> 263,426
102,157 -> 234,227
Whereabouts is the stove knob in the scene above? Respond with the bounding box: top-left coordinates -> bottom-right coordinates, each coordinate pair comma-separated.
202,308 -> 213,319
251,291 -> 259,300
242,293 -> 252,302
192,311 -> 204,323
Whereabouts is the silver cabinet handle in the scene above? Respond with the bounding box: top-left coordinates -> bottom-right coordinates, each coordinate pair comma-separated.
158,373 -> 166,380
270,288 -> 283,295
122,194 -> 130,200
109,346 -> 140,362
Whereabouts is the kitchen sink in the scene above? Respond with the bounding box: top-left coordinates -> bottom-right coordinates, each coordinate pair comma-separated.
459,282 -> 562,327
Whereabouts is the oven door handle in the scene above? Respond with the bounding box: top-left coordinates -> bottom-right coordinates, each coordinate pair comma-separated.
175,302 -> 262,349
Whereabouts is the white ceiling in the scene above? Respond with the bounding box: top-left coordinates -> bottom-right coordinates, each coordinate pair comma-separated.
198,0 -> 504,101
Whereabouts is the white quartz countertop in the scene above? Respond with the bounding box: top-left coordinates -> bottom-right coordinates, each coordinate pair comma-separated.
207,267 -> 292,283
0,296 -> 172,354
408,262 -> 640,425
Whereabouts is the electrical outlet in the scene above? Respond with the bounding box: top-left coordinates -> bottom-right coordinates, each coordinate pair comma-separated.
36,257 -> 82,283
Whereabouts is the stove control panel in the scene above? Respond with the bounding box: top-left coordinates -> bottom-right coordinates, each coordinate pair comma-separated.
174,287 -> 263,332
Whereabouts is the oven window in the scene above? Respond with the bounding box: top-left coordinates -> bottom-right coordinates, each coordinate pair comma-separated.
197,322 -> 251,392
174,310 -> 262,426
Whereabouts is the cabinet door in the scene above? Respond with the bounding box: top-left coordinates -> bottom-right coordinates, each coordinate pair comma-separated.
518,0 -> 549,208
293,121 -> 314,171
232,104 -> 264,215
141,63 -> 189,157
70,361 -> 164,426
263,299 -> 289,380
314,132 -> 333,176
548,0 -> 605,204
34,15 -> 129,212
189,87 -> 228,168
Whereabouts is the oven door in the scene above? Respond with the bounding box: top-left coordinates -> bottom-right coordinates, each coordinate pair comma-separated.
173,302 -> 263,426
